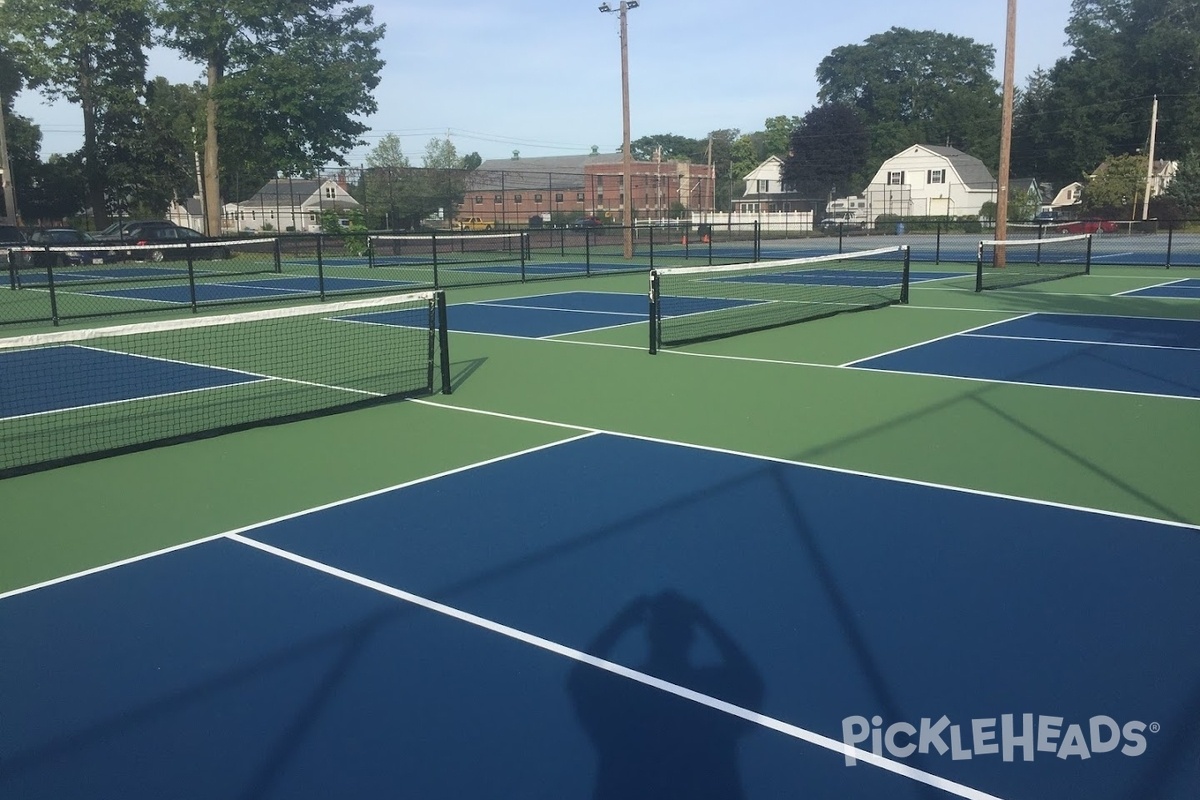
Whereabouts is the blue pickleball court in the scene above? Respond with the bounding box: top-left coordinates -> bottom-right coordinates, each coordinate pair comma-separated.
849,313 -> 1200,399
2,433 -> 1197,800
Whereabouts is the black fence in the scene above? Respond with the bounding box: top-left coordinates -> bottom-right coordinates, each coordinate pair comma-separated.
4,219 -> 1198,328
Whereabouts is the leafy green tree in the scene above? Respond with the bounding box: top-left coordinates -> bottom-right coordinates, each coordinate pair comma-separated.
1013,0 -> 1200,189
781,104 -> 869,199
1164,151 -> 1200,215
1082,154 -> 1147,215
159,0 -> 385,236
361,133 -> 416,229
1,0 -> 153,226
816,27 -> 1000,177
760,115 -> 800,160
630,134 -> 701,162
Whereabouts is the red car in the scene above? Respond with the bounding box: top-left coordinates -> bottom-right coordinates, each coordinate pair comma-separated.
1055,219 -> 1118,234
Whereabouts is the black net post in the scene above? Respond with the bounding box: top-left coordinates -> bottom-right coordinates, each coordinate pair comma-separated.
974,241 -> 985,292
838,222 -> 845,254
45,255 -> 59,326
900,246 -> 911,303
436,290 -> 452,394
273,237 -> 282,273
431,231 -> 440,288
316,233 -> 326,300
585,229 -> 591,277
1085,234 -> 1093,275
935,221 -> 942,265
1166,224 -> 1173,269
186,243 -> 198,313
753,220 -> 761,261
648,271 -> 660,355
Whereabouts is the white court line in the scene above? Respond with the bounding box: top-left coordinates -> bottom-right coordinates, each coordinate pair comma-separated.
840,314 -> 1034,367
0,433 -> 598,601
1113,279 -> 1192,297
962,332 -> 1200,353
228,531 -> 1012,800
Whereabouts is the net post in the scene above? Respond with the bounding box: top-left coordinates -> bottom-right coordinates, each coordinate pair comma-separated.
585,229 -> 591,277
900,245 -> 911,304
754,220 -> 761,261
186,243 -> 198,313
1085,234 -> 1092,275
838,222 -> 844,254
316,233 -> 326,300
6,250 -> 14,290
431,231 -> 440,288
935,221 -> 941,265
45,253 -> 60,326
648,270 -> 660,355
273,237 -> 282,273
974,241 -> 984,292
706,229 -> 713,265
1166,223 -> 1173,269
367,234 -> 375,269
436,290 -> 452,394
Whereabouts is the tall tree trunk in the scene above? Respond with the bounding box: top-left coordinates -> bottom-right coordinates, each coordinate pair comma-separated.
204,58 -> 222,237
80,53 -> 108,229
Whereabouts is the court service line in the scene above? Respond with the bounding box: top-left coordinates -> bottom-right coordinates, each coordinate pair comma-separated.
0,433 -> 598,601
227,532 -> 1009,800
962,332 -> 1200,352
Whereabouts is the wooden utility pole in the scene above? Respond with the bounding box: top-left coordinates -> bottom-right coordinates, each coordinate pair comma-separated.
1142,95 -> 1159,221
994,0 -> 1018,269
618,1 -> 634,259
0,102 -> 18,225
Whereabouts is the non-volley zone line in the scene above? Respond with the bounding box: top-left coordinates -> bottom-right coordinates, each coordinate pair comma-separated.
6,431 -> 1198,798
1117,278 -> 1200,299
849,312 -> 1200,399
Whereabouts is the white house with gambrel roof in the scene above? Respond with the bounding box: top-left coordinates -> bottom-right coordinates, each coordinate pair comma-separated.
232,177 -> 361,233
858,144 -> 997,219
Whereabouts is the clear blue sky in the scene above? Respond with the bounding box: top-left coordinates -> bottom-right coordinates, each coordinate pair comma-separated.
13,0 -> 1075,165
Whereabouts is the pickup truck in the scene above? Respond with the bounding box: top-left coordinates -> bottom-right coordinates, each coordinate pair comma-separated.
455,217 -> 494,231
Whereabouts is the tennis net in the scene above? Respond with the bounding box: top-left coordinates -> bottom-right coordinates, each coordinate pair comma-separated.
0,290 -> 450,478
368,232 -> 527,273
649,246 -> 910,351
975,234 -> 1091,291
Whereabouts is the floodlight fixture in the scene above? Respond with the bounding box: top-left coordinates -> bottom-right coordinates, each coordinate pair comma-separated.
598,3 -> 611,11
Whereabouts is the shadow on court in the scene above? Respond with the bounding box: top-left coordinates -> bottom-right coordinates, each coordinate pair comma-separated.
568,591 -> 763,800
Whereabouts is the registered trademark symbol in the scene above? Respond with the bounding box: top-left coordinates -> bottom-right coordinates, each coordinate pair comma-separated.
1149,722 -> 1161,734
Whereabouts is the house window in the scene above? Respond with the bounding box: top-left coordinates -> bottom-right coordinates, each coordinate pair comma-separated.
494,194 -> 503,204
325,186 -> 335,199
474,195 -> 483,204
888,171 -> 905,186
576,192 -> 585,202
927,169 -> 945,184
534,193 -> 543,203
514,194 -> 522,204
556,193 -> 564,203
757,179 -> 770,193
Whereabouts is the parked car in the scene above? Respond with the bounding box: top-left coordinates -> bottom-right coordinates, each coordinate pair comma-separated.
119,223 -> 233,262
1032,211 -> 1062,224
94,219 -> 179,243
1,225 -> 27,265
573,216 -> 603,228
455,217 -> 494,231
818,217 -> 865,231
26,228 -> 119,267
1054,219 -> 1118,235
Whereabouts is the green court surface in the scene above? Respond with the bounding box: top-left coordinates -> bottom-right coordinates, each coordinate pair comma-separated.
3,261 -> 1198,592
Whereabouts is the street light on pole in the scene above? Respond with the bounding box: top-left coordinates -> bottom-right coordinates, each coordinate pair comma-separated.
599,0 -> 638,259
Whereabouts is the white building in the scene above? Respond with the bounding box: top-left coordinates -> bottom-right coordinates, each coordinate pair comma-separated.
733,156 -> 810,214
854,144 -> 997,220
231,177 -> 361,233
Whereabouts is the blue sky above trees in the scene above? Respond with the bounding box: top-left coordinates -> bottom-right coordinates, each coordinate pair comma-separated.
13,0 -> 1074,164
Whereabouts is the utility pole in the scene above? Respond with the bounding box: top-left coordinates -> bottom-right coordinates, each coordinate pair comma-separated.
1142,95 -> 1159,221
599,1 -> 638,259
0,102 -> 18,225
994,0 -> 1018,269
